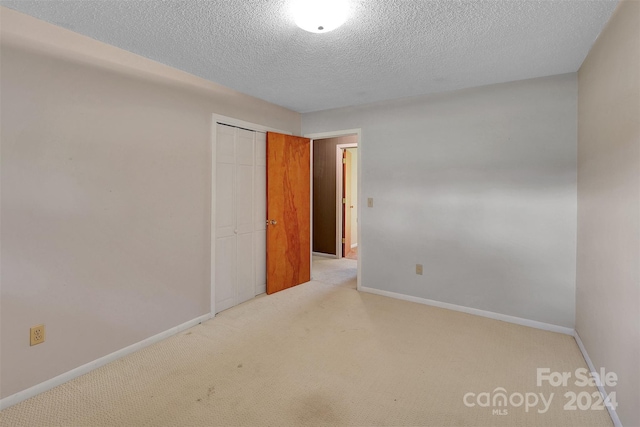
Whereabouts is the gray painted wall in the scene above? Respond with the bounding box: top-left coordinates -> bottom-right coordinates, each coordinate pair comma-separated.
576,1 -> 640,425
302,74 -> 578,328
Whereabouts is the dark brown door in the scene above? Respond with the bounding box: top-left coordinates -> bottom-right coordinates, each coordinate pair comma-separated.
266,132 -> 311,294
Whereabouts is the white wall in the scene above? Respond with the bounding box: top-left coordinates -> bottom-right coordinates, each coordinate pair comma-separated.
347,147 -> 358,246
303,74 -> 578,328
576,1 -> 640,425
0,8 -> 299,400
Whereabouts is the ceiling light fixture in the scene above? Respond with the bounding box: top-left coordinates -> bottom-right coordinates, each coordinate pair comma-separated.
292,0 -> 349,34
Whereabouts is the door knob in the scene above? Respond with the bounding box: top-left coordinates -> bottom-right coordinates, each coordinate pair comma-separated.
270,219 -> 278,225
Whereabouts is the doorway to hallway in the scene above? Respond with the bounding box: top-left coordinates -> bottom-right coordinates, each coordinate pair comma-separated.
307,128 -> 362,291
310,135 -> 358,259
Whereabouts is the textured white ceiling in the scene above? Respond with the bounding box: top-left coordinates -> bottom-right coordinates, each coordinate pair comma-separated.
2,0 -> 618,113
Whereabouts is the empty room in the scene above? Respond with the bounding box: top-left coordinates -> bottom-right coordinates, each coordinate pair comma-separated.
0,1 -> 638,426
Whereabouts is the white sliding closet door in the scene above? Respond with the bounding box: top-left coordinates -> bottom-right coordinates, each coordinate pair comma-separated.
215,124 -> 266,314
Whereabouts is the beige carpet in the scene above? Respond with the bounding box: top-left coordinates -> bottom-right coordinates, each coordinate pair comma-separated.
1,258 -> 612,427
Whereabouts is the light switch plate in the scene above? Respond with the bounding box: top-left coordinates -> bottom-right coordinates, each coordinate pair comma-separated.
367,198 -> 373,208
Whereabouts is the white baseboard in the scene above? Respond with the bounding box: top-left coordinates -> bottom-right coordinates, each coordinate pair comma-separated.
359,286 -> 574,335
573,332 -> 622,427
312,251 -> 338,259
0,313 -> 213,411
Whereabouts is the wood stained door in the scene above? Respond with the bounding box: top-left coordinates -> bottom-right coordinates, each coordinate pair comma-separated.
266,132 -> 311,294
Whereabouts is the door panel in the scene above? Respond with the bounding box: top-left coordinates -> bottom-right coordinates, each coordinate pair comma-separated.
236,129 -> 255,304
236,163 -> 254,234
254,132 -> 267,295
266,132 -> 311,294
255,230 -> 267,295
215,236 -> 236,312
236,232 -> 255,304
216,164 -> 235,238
217,125 -> 235,163
255,134 -> 267,232
236,128 -> 254,163
255,167 -> 266,232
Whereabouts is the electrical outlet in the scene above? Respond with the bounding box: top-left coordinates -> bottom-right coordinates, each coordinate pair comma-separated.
30,324 -> 45,346
416,264 -> 423,275
367,198 -> 374,208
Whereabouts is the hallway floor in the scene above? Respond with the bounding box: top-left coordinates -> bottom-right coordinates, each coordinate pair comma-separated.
344,246 -> 358,260
312,256 -> 357,289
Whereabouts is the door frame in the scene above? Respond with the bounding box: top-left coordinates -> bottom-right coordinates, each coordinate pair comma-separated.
336,143 -> 357,258
210,114 -> 291,316
306,129 -> 362,291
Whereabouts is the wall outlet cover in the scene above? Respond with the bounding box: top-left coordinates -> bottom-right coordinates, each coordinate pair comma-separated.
30,324 -> 45,346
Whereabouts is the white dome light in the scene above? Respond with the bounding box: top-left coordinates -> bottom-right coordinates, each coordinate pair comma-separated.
292,0 -> 349,34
